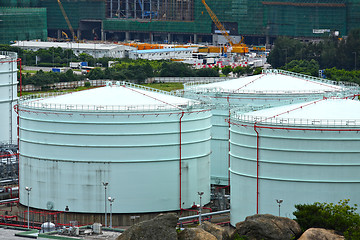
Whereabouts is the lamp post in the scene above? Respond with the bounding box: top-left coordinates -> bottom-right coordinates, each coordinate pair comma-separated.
25,186 -> 32,229
102,182 -> 108,227
198,191 -> 204,225
108,197 -> 115,228
276,199 -> 283,217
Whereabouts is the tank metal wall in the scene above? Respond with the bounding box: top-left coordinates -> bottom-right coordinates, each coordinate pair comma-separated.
184,90 -> 323,186
19,107 -> 211,213
230,123 -> 360,225
0,52 -> 18,144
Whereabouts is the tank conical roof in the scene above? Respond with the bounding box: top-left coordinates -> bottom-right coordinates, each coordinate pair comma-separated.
193,72 -> 344,94
235,98 -> 360,126
26,82 -> 198,111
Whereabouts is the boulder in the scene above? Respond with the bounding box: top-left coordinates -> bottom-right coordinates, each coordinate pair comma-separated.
116,213 -> 178,240
198,221 -> 230,240
178,228 -> 217,240
231,214 -> 302,240
298,228 -> 345,240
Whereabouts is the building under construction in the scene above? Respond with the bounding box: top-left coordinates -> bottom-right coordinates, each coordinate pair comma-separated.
0,0 -> 360,45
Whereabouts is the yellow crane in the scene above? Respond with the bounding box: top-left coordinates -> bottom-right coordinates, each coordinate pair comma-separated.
57,0 -> 77,41
201,0 -> 248,54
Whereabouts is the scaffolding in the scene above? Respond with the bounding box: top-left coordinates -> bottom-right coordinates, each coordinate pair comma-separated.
262,0 -> 347,37
0,8 -> 47,44
107,0 -> 194,21
39,0 -> 106,30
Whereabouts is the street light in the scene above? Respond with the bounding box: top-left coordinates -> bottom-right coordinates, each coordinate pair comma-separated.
102,182 -> 108,227
276,199 -> 283,217
25,186 -> 32,229
198,191 -> 204,225
108,197 -> 115,228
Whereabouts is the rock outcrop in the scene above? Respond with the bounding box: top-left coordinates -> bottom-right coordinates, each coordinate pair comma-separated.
178,228 -> 217,240
116,213 -> 178,240
198,221 -> 230,240
232,214 -> 302,240
298,228 -> 345,240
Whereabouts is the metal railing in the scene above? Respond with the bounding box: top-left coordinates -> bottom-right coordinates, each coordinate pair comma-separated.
0,51 -> 17,60
263,69 -> 359,88
178,210 -> 230,222
19,81 -> 209,113
231,113 -> 360,127
184,69 -> 360,94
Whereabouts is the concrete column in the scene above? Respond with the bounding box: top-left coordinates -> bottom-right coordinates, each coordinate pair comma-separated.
57,29 -> 61,39
77,29 -> 81,40
125,31 -> 130,41
167,33 -> 171,43
110,0 -> 113,18
150,32 -> 154,43
194,34 -> 197,44
126,0 -> 129,18
101,21 -> 105,41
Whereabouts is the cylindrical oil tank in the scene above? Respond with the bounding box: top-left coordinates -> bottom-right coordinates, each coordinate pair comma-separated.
183,69 -> 359,185
229,98 -> 360,225
18,82 -> 211,213
0,52 -> 18,144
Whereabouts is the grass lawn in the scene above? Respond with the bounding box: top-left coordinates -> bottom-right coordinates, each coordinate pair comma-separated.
19,86 -> 94,97
142,82 -> 184,92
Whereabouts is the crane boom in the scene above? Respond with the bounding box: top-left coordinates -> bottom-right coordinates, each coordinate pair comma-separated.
201,0 -> 235,46
57,0 -> 77,40
201,0 -> 248,53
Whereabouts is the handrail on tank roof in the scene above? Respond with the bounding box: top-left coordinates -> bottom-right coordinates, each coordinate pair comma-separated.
184,69 -> 359,92
230,112 -> 360,127
263,69 -> 359,88
0,51 -> 17,59
18,84 -> 209,113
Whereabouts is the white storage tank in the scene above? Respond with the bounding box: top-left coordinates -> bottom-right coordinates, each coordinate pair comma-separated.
183,69 -> 359,185
229,98 -> 360,225
18,82 -> 211,214
0,52 -> 18,144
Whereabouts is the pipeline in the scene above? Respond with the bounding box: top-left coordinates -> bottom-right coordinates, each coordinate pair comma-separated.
18,58 -> 22,97
253,124 -> 260,214
227,96 -> 231,186
179,111 -> 184,211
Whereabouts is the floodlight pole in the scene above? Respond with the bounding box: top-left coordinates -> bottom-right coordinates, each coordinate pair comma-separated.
102,182 -> 108,227
108,197 -> 115,228
198,191 -> 204,224
25,186 -> 32,229
276,199 -> 283,217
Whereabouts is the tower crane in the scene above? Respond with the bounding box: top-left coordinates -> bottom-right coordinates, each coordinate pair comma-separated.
201,0 -> 248,54
57,0 -> 77,41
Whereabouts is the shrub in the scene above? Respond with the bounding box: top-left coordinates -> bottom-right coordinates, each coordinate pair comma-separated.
294,199 -> 360,239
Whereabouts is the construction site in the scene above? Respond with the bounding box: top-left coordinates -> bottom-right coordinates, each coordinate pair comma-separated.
0,0 -> 359,45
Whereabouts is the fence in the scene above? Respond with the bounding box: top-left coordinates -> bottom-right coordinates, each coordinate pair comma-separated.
146,77 -> 234,83
18,80 -> 106,92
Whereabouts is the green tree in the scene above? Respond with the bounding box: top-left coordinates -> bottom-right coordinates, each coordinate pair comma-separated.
233,66 -> 245,77
87,67 -> 104,80
196,68 -> 219,77
221,66 -> 232,76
